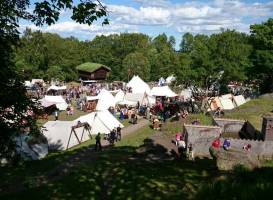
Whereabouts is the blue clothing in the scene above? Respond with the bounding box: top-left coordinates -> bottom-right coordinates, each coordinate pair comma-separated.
223,139 -> 231,150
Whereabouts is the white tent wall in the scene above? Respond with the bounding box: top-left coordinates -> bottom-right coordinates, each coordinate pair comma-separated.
126,75 -> 151,94
47,85 -> 67,92
96,89 -> 116,111
233,95 -> 246,107
76,110 -> 124,135
42,95 -> 68,110
43,121 -> 90,150
24,81 -> 32,88
219,98 -> 235,110
150,86 -> 177,97
114,90 -> 125,104
86,96 -> 99,101
221,93 -> 233,99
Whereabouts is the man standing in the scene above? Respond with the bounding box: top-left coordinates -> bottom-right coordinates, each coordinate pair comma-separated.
95,132 -> 102,151
117,125 -> 121,141
54,109 -> 59,121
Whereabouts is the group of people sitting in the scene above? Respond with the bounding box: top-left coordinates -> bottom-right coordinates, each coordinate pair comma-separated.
212,137 -> 252,152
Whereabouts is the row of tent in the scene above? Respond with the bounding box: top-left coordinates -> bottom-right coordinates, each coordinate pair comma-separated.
43,110 -> 124,151
208,94 -> 247,111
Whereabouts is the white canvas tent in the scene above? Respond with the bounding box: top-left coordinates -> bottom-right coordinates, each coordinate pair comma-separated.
233,95 -> 246,107
151,86 -> 177,97
24,81 -> 32,88
43,121 -> 91,150
166,75 -> 175,84
41,95 -> 68,110
126,75 -> 151,94
47,85 -> 67,92
86,96 -> 99,101
114,90 -> 125,104
117,92 -> 155,107
31,79 -> 44,85
76,110 -> 124,135
221,93 -> 233,100
219,97 -> 235,110
96,89 -> 116,110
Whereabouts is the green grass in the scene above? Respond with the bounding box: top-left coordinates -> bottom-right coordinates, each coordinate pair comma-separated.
116,126 -> 155,147
76,62 -> 110,73
2,96 -> 273,199
225,96 -> 273,129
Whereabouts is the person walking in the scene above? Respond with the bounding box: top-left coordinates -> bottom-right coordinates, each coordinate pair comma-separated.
95,132 -> 102,151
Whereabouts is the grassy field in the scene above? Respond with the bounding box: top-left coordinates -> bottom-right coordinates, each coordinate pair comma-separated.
224,96 -> 273,129
1,96 -> 273,199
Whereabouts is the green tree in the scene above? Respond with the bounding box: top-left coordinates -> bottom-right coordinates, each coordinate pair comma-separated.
46,65 -> 65,81
180,33 -> 194,53
0,0 -> 108,162
122,52 -> 150,81
250,18 -> 273,93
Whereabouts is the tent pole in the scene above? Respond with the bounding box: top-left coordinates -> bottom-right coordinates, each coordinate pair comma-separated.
73,129 -> 81,144
80,126 -> 85,142
66,128 -> 73,150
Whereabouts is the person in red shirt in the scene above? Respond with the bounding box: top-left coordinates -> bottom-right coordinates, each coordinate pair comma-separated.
212,138 -> 221,148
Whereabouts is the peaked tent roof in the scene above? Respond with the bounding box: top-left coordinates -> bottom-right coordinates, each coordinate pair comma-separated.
76,110 -> 124,135
151,86 -> 177,97
47,85 -> 67,91
96,89 -> 116,111
114,90 -> 125,104
126,75 -> 151,94
41,95 -> 68,110
76,62 -> 111,73
166,75 -> 176,84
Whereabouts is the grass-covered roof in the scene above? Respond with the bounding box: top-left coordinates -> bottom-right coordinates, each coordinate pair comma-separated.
76,62 -> 111,73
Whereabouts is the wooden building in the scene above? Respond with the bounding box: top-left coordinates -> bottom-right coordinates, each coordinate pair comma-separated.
76,62 -> 111,81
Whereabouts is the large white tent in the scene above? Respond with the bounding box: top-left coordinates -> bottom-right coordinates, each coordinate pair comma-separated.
117,92 -> 155,107
31,79 -> 44,85
151,86 -> 177,97
47,85 -> 67,92
41,95 -> 68,110
43,121 -> 90,150
24,81 -> 32,88
96,89 -> 116,110
219,97 -> 235,110
233,95 -> 246,107
221,93 -> 233,100
126,75 -> 151,94
76,110 -> 124,135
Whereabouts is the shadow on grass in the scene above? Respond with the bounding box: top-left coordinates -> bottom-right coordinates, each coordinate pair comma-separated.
1,137 -> 273,200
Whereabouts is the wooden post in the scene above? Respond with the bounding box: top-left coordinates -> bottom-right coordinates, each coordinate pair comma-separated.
66,129 -> 73,150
